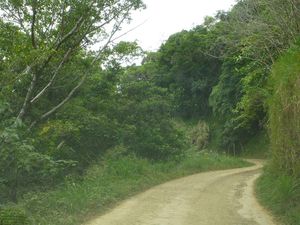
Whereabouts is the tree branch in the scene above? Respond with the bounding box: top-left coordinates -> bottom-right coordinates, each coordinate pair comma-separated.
28,21 -> 119,128
31,4 -> 37,49
92,11 -> 130,63
27,2 -> 139,128
30,48 -> 72,104
29,74 -> 87,129
16,73 -> 37,121
55,16 -> 84,50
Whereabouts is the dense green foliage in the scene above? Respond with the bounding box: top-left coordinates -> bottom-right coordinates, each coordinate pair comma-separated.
133,0 -> 300,154
154,26 -> 221,117
206,0 -> 300,153
240,131 -> 270,159
0,0 -> 188,207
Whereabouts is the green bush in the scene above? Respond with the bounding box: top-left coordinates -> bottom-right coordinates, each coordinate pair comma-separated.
0,206 -> 29,225
118,80 -> 187,160
189,121 -> 210,150
0,123 -> 75,203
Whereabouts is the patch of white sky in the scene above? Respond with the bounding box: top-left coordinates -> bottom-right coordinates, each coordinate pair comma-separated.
119,0 -> 238,51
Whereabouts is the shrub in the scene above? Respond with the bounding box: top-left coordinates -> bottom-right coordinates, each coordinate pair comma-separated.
0,123 -> 75,203
189,121 -> 210,150
0,206 -> 29,225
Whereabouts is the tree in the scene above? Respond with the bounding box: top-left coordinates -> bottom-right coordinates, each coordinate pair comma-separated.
208,0 -> 300,153
116,67 -> 187,160
155,26 -> 222,117
0,0 -> 145,202
0,0 -> 144,128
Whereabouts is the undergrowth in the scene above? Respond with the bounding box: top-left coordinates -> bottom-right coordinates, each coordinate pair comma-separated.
241,131 -> 270,159
256,168 -> 300,225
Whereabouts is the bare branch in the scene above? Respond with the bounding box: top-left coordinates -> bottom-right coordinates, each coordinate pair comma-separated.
29,74 -> 87,129
31,4 -> 37,49
55,16 -> 85,50
92,10 -> 130,63
23,1 -> 141,128
29,20 -> 125,127
110,19 -> 148,43
30,48 -> 73,104
92,29 -> 118,63
16,73 -> 37,121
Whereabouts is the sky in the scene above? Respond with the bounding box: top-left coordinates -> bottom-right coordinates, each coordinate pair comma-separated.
120,0 -> 237,51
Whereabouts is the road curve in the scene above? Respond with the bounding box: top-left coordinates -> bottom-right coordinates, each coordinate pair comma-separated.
85,160 -> 276,225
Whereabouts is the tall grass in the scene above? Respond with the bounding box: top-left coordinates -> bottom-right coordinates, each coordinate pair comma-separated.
5,152 -> 248,225
256,168 -> 300,225
256,42 -> 300,225
189,121 -> 210,150
268,42 -> 300,176
173,119 -> 210,151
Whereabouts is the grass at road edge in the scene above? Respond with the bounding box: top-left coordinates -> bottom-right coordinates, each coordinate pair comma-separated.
256,168 -> 300,225
7,152 -> 250,225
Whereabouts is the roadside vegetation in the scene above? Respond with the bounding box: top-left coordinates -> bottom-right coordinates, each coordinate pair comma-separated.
18,152 -> 248,225
1,120 -> 249,225
256,42 -> 300,225
0,0 -> 299,224
256,170 -> 300,225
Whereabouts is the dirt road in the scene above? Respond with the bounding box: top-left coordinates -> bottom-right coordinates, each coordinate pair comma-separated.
85,160 -> 276,225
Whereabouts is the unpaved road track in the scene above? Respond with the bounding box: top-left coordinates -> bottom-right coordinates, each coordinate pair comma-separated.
85,160 -> 276,225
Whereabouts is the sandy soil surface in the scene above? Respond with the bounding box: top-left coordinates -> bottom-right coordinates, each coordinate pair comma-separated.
85,160 -> 276,225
